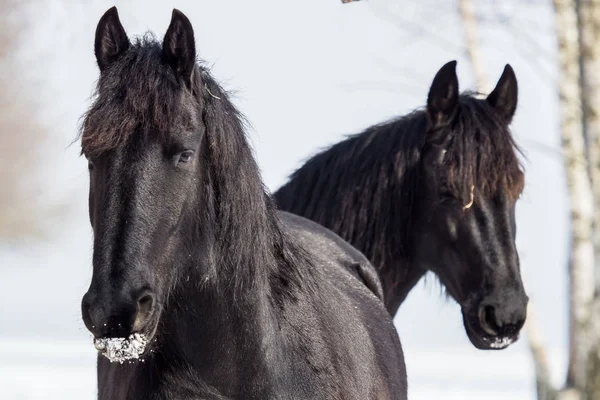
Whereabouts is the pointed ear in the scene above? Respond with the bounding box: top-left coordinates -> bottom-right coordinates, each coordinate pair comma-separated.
427,60 -> 459,127
94,6 -> 129,71
486,64 -> 518,123
163,9 -> 196,87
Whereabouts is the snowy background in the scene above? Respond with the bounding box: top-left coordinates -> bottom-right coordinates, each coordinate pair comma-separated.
0,0 -> 566,398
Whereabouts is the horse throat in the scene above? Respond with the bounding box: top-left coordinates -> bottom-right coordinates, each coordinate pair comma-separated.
155,271 -> 275,394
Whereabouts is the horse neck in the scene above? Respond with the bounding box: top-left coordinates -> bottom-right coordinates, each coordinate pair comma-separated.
155,181 -> 281,382
329,126 -> 425,307
348,130 -> 421,272
369,149 -> 420,275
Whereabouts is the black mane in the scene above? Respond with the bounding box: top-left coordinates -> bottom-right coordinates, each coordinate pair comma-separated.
275,93 -> 524,283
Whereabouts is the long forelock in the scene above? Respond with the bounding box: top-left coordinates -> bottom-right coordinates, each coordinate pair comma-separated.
79,35 -> 193,158
441,94 -> 524,204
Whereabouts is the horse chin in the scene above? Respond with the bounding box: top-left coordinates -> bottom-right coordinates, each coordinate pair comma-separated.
138,316 -> 160,349
461,308 -> 518,350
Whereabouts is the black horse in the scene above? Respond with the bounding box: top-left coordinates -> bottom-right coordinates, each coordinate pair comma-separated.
275,61 -> 529,350
80,7 -> 406,400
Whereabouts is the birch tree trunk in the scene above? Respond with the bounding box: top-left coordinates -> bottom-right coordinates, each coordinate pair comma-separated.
578,0 -> 600,397
553,0 -> 595,395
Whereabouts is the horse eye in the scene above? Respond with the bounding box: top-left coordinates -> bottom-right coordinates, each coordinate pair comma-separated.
177,150 -> 195,165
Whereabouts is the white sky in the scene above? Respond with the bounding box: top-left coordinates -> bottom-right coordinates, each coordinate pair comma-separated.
0,0 -> 567,398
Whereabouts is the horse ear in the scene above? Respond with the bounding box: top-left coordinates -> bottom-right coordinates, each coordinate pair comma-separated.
427,60 -> 459,127
94,6 -> 129,71
163,9 -> 196,87
486,64 -> 518,123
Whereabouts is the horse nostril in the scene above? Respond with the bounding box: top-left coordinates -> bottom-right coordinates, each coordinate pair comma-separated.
137,292 -> 155,318
478,305 -> 499,336
133,291 -> 156,332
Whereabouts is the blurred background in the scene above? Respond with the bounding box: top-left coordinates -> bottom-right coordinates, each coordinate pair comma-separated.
0,0 -> 587,398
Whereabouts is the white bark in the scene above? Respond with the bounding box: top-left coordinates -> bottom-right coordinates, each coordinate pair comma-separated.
555,388 -> 584,400
554,0 -> 595,394
578,0 -> 600,398
579,0 -> 600,291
